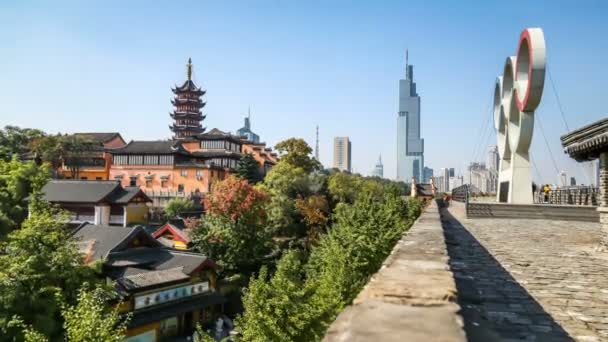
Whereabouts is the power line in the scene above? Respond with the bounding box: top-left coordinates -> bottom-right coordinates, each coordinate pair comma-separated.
548,65 -> 592,184
547,66 -> 570,132
470,88 -> 495,164
535,111 -> 560,176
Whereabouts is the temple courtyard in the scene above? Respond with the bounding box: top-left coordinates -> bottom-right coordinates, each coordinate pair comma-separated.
443,206 -> 608,341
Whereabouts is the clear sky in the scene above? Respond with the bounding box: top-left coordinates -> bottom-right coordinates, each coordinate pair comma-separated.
1,1 -> 607,183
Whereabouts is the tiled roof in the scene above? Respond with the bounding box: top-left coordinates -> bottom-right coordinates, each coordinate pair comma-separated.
42,180 -> 120,203
561,117 -> 608,162
106,186 -> 151,204
109,140 -> 184,154
73,224 -> 137,262
152,223 -> 191,244
74,132 -> 122,144
118,266 -> 190,291
172,80 -> 205,93
41,180 -> 150,204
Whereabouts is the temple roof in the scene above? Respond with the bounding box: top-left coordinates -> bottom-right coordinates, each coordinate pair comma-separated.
41,180 -> 151,204
72,223 -> 215,292
73,132 -> 124,145
199,128 -> 243,143
172,80 -> 205,95
171,97 -> 204,106
109,140 -> 187,155
561,117 -> 608,162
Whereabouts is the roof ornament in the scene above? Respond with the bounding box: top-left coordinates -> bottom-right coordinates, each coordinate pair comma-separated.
187,58 -> 193,81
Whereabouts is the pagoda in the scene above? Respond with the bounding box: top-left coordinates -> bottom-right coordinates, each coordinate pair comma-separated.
170,58 -> 206,139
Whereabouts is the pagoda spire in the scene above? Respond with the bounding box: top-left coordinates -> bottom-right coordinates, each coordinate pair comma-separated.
170,58 -> 206,139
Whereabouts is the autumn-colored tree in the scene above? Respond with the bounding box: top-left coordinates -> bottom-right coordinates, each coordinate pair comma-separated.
204,175 -> 268,224
194,176 -> 271,274
294,194 -> 329,247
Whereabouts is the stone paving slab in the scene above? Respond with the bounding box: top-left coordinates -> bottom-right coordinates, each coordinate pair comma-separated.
445,205 -> 608,341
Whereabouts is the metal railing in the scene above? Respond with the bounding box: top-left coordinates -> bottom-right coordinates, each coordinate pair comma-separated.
451,184 -> 469,203
534,186 -> 598,206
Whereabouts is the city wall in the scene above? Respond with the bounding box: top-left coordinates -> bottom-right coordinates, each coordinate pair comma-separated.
323,200 -> 466,342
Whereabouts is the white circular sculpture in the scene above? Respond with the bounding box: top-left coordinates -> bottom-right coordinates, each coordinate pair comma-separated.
495,28 -> 546,203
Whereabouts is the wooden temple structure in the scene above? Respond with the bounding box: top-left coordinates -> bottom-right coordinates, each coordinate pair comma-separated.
561,117 -> 608,248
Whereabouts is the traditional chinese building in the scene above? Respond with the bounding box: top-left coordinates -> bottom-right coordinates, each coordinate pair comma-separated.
72,223 -> 224,341
107,59 -> 277,207
39,180 -> 150,227
170,58 -> 206,139
59,132 -> 126,180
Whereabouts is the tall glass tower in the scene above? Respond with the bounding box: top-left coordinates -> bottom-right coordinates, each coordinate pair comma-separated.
397,51 -> 424,182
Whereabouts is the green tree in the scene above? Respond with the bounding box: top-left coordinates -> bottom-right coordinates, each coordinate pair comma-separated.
274,138 -> 321,173
237,250 -> 320,342
60,135 -> 97,180
0,126 -> 45,161
0,157 -> 50,238
164,198 -> 197,219
29,134 -> 65,173
236,153 -> 262,184
62,285 -> 129,342
235,186 -> 421,342
0,207 -> 101,340
327,172 -> 363,204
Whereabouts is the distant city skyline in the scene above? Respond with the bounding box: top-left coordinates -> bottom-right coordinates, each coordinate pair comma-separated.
1,2 -> 607,183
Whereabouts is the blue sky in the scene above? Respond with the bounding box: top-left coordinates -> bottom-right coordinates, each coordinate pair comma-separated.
1,1 -> 607,183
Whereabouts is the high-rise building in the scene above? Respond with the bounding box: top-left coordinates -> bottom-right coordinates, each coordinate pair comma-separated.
465,162 -> 498,193
236,107 -> 260,143
397,51 -> 424,182
333,137 -> 352,172
440,168 -> 450,192
559,171 -> 568,187
449,168 -> 455,178
372,155 -> 384,178
423,167 -> 434,183
487,145 -> 499,172
570,177 -> 577,186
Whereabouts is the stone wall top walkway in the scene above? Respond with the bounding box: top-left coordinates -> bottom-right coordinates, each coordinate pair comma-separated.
445,204 -> 608,341
323,201 -> 466,342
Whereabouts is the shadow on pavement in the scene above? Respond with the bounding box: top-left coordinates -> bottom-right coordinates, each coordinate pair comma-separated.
440,205 -> 573,342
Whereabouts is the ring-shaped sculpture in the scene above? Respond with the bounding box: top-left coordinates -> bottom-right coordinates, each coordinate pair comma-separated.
494,28 -> 546,203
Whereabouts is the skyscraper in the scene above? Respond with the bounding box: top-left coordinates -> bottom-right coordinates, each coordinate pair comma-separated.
397,51 -> 424,182
333,137 -> 351,172
372,155 -> 384,178
487,145 -> 499,172
423,167 -> 434,183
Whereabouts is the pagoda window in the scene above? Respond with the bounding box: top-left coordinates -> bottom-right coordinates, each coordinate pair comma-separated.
177,184 -> 184,193
196,170 -> 203,179
129,176 -> 137,187
181,169 -> 187,177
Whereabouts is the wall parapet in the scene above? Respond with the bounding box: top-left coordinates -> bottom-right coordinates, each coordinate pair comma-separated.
323,200 -> 465,342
